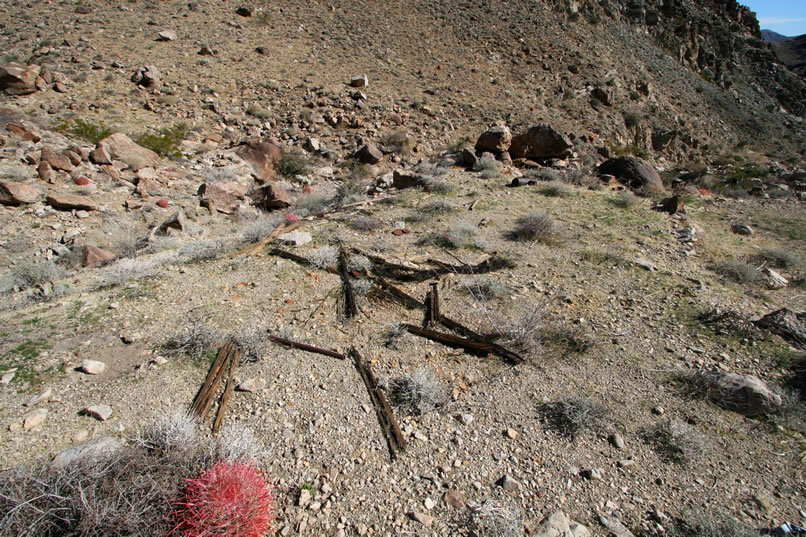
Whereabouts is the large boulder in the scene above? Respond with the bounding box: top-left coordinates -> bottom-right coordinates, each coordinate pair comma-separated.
509,123 -> 573,160
249,183 -> 293,211
355,143 -> 383,164
597,156 -> 663,191
700,371 -> 782,416
0,181 -> 43,205
0,63 -> 41,95
198,181 -> 248,214
236,138 -> 282,183
94,133 -> 161,171
755,308 -> 806,350
475,125 -> 512,154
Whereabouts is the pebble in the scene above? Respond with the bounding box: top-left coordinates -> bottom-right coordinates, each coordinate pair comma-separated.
82,404 -> 113,421
457,413 -> 473,425
80,359 -> 106,375
496,474 -> 521,491
409,511 -> 433,526
424,498 -> 436,510
505,428 -> 518,439
580,468 -> 603,480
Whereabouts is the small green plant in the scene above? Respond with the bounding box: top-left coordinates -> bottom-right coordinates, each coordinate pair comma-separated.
277,148 -> 312,178
57,118 -> 111,144
136,123 -> 189,158
609,144 -> 649,159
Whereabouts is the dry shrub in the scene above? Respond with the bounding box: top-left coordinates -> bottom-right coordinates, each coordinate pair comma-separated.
647,420 -> 709,465
12,260 -> 64,288
350,216 -> 383,231
308,245 -> 339,269
614,190 -> 641,208
712,259 -> 761,283
674,509 -> 757,537
233,325 -> 268,363
163,322 -> 223,360
539,397 -> 606,439
755,248 -> 802,270
387,369 -> 446,416
466,497 -> 523,537
508,211 -> 555,243
540,180 -> 574,197
332,181 -> 367,207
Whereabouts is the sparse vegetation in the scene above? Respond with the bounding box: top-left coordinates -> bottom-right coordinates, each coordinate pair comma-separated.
673,509 -> 757,537
233,325 -> 269,363
648,420 -> 709,465
539,397 -> 606,439
11,260 -> 64,289
543,322 -> 596,354
473,158 -> 502,173
387,369 -> 446,415
163,321 -> 223,360
466,498 -> 523,537
416,224 -> 486,250
136,123 -> 189,158
508,211 -> 555,243
540,180 -> 574,197
245,103 -> 271,119
755,248 -> 802,270
464,277 -> 508,300
295,193 -> 330,214
613,190 -> 641,208
380,129 -> 414,155
308,245 -> 339,269
57,117 -> 111,144
405,199 -> 457,222
712,259 -> 761,283
332,181 -> 367,207
277,148 -> 313,178
350,216 -> 383,231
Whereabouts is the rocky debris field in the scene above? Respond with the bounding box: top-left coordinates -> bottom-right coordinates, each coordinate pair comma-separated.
1,1 -> 806,536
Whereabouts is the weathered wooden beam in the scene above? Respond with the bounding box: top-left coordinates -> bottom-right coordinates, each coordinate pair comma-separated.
189,342 -> 233,418
339,247 -> 358,318
350,347 -> 406,460
198,344 -> 235,422
268,335 -> 346,360
402,323 -> 523,364
425,282 -> 440,326
212,348 -> 239,434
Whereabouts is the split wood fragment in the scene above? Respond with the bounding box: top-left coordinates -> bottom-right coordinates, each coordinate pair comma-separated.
268,335 -> 346,360
212,348 -> 239,434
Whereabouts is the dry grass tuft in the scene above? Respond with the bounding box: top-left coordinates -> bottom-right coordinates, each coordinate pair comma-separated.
647,420 -> 709,465
508,211 -> 555,243
387,369 -> 446,416
539,397 -> 606,439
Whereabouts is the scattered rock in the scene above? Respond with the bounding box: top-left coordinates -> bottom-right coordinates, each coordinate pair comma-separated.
731,223 -> 754,235
580,468 -> 603,480
597,156 -> 664,192
24,387 -> 52,407
496,474 -> 521,491
82,404 -> 113,421
157,30 -> 177,41
509,123 -> 573,160
82,245 -> 116,268
6,122 -> 40,142
41,146 -> 72,171
80,359 -> 106,375
475,125 -> 512,154
597,514 -> 635,537
356,143 -> 384,164
755,308 -> 806,350
444,489 -> 466,509
236,138 -> 282,183
89,144 -> 112,166
236,378 -> 267,393
156,199 -> 170,209
409,511 -> 433,526
0,181 -> 43,205
235,6 -> 254,17
249,183 -> 293,211
74,176 -> 90,186
763,268 -> 788,289
392,169 -> 429,189
0,62 -> 41,95
461,147 -> 478,167
46,194 -> 98,211
38,161 -> 54,183
505,428 -> 518,439
591,86 -> 614,106
699,371 -> 782,416
634,258 -> 658,271
278,230 -> 312,246
50,436 -> 121,470
350,74 -> 369,87
198,181 -> 248,214
298,488 -> 312,507
23,408 -> 47,430
608,433 -> 625,449
149,210 -> 186,239
457,413 -> 474,425
131,65 -> 161,88
95,133 -> 161,171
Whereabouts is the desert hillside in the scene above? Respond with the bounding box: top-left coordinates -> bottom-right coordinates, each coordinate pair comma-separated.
1,1 -> 805,536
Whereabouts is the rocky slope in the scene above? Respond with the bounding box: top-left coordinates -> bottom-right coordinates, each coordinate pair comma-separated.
1,1 -> 805,537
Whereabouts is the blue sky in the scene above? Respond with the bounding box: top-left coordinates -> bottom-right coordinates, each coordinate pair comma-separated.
740,0 -> 806,36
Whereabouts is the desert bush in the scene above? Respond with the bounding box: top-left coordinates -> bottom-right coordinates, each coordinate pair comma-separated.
245,104 -> 271,119
233,325 -> 268,363
178,238 -> 233,262
380,129 -> 414,155
351,278 -> 372,296
421,175 -> 454,193
613,190 -> 641,208
673,509 -> 757,537
138,410 -> 199,454
173,460 -> 274,537
473,158 -> 502,173
381,323 -> 408,349
387,369 -> 446,416
277,148 -> 312,178
136,123 -> 188,158
12,260 -> 64,288
446,136 -> 472,153
771,387 -> 806,432
57,117 -> 111,144
539,397 -> 605,439
464,277 -> 508,300
508,211 -> 555,243
163,321 -> 223,360
540,180 -> 574,197
756,248 -> 802,270
308,245 -> 339,269
496,306 -> 545,356
543,322 -> 596,353
712,259 -> 761,283
295,193 -> 330,214
332,181 -> 367,206
240,213 -> 284,244
647,420 -> 709,465
346,254 -> 372,273
213,425 -> 266,463
466,498 -> 523,537
405,199 -> 457,222
480,169 -> 502,179
417,224 -> 485,250
350,216 -> 383,231
205,167 -> 240,184
100,257 -> 160,287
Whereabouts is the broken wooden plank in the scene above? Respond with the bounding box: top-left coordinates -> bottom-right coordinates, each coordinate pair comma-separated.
268,335 -> 346,360
339,247 -> 358,318
426,255 -> 516,275
189,342 -> 233,418
197,343 -> 236,422
212,348 -> 239,434
425,281 -> 440,326
350,347 -> 406,460
351,247 -> 514,282
402,323 -> 523,364
232,221 -> 302,257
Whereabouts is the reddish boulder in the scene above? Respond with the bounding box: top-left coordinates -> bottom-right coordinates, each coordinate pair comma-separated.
46,194 -> 98,211
41,146 -> 72,171
509,123 -> 573,160
0,181 -> 43,205
82,245 -> 116,268
0,63 -> 41,95
236,138 -> 282,183
250,183 -> 293,211
198,181 -> 248,214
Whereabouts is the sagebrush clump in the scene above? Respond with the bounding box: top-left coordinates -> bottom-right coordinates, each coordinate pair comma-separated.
539,397 -> 606,440
509,211 -> 555,243
387,369 -> 446,415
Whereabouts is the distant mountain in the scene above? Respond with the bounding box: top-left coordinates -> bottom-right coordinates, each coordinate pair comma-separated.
772,33 -> 806,77
762,29 -> 791,43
